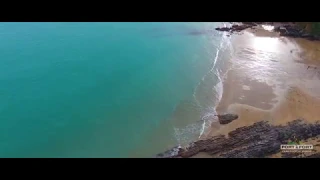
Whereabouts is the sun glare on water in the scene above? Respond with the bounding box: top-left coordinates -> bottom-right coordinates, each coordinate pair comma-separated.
252,36 -> 279,52
261,25 -> 275,31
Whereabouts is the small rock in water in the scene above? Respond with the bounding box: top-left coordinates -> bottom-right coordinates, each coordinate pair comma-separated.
217,114 -> 239,125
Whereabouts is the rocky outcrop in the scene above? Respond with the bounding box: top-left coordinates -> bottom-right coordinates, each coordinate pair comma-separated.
215,24 -> 254,33
156,119 -> 320,158
273,25 -> 320,41
215,22 -> 320,41
155,113 -> 238,158
217,114 -> 238,125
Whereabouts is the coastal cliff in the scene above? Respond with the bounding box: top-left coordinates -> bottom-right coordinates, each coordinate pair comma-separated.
156,119 -> 320,158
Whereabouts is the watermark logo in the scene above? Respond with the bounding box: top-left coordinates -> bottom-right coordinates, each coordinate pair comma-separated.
281,136 -> 313,153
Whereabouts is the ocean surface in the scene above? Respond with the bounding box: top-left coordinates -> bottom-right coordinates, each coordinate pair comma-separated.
0,22 -> 233,157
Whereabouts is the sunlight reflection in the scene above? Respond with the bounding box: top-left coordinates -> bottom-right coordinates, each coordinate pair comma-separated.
252,37 -> 279,52
261,25 -> 274,31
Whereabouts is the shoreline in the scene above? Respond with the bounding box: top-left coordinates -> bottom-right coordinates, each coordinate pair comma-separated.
209,25 -> 320,138
156,22 -> 320,158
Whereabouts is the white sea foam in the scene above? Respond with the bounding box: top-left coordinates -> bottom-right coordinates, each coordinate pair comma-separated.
197,34 -> 225,137
174,28 -> 229,145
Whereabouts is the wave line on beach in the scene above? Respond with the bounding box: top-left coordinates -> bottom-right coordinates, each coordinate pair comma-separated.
174,23 -> 231,146
197,34 -> 227,137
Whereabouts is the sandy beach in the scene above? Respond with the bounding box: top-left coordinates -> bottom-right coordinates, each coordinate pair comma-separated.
154,24 -> 320,158
207,26 -> 320,138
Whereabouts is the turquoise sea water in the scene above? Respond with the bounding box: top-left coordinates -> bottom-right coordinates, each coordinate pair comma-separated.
0,22 -> 230,157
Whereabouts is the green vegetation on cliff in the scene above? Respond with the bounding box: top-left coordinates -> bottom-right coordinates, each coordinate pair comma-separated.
296,22 -> 320,35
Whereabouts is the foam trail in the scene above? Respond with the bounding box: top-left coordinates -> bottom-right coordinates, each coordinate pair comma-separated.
198,37 -> 225,137
193,35 -> 224,106
192,24 -> 226,107
215,70 -> 223,102
199,107 -> 219,138
176,24 -> 228,144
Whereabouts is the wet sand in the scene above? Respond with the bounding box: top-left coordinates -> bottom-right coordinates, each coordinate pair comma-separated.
207,26 -> 320,138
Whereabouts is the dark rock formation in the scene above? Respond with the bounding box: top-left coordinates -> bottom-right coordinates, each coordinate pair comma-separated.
272,25 -> 320,40
155,113 -> 238,158
155,119 -> 320,158
197,113 -> 238,124
215,27 -> 231,32
215,24 -> 253,33
215,22 -> 320,41
217,114 -> 239,125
